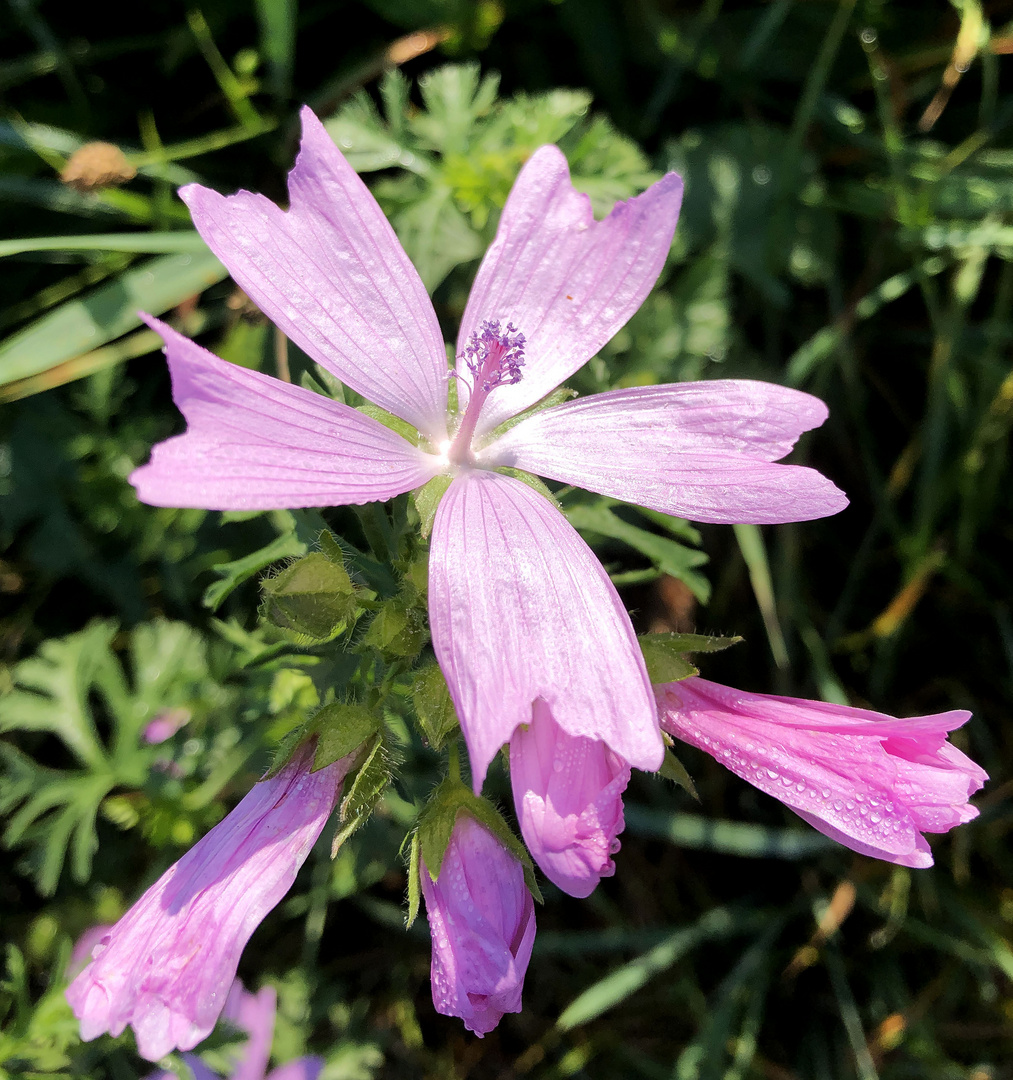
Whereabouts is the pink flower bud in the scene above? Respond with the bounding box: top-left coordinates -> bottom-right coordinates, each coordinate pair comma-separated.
510,700 -> 630,897
66,745 -> 350,1060
143,708 -> 192,744
656,677 -> 987,868
420,814 -> 536,1037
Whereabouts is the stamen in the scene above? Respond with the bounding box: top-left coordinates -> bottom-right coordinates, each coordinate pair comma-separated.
460,320 -> 526,392
447,319 -> 526,465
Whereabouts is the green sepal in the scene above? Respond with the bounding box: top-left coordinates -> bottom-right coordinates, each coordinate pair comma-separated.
494,467 -> 560,508
658,746 -> 699,801
261,552 -> 358,641
486,385 -> 577,439
357,403 -> 420,444
415,777 -> 543,903
410,663 -> 460,750
263,701 -> 381,780
362,598 -> 428,658
311,703 -> 381,771
332,733 -> 391,855
638,632 -> 742,683
406,829 -> 422,928
413,475 -> 452,539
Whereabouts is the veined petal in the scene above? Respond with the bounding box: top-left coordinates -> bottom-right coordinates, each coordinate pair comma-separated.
429,470 -> 662,790
180,107 -> 448,440
457,147 -> 683,437
657,678 -> 986,868
486,381 -> 847,524
130,317 -> 441,510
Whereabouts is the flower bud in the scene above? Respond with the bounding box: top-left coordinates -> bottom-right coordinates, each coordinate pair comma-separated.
656,677 -> 987,868
67,744 -> 351,1060
420,814 -> 536,1036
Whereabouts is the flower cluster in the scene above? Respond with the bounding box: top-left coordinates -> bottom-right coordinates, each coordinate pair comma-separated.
68,107 -> 986,1056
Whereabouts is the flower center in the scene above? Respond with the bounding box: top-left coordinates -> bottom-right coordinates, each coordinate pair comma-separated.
447,320 -> 525,465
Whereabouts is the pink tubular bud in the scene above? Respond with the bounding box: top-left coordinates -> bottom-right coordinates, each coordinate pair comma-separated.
420,814 -> 536,1037
510,700 -> 630,897
656,677 -> 987,868
66,745 -> 350,1060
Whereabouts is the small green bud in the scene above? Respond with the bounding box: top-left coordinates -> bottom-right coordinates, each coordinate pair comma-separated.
261,552 -> 358,641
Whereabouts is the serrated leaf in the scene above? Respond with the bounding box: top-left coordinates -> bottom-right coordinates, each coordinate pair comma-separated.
204,516 -> 309,611
410,663 -> 460,750
0,619 -> 214,894
638,632 -> 741,684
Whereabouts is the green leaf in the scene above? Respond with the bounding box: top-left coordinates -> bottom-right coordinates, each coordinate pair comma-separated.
556,907 -> 749,1030
0,619 -> 213,894
0,231 -> 209,258
357,403 -> 422,443
0,250 -> 227,388
410,663 -> 460,750
638,631 -> 742,683
565,499 -> 711,602
624,805 -> 836,859
392,185 -> 484,292
204,514 -> 311,611
261,552 -> 358,641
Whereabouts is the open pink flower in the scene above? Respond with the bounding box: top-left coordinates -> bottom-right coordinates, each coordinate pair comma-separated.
131,106 -> 846,790
510,700 -> 630,897
66,745 -> 349,1060
420,814 -> 536,1036
656,677 -> 987,868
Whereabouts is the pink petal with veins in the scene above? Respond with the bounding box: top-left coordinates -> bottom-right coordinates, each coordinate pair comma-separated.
487,381 -> 847,524
429,470 -> 662,790
180,107 -> 448,440
130,317 -> 440,510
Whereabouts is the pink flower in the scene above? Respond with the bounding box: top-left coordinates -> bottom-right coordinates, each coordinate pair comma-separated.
131,107 -> 846,790
420,814 -> 536,1036
510,700 -> 630,897
66,745 -> 349,1060
146,982 -> 322,1080
656,677 -> 987,868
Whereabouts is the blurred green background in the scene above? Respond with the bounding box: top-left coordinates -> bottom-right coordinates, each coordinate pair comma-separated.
1,1 -> 1011,1077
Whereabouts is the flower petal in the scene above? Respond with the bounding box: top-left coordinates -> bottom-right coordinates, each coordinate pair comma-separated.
457,146 -> 683,437
180,107 -> 448,439
130,317 -> 441,510
487,381 -> 848,523
510,701 -> 630,898
429,470 -> 662,790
